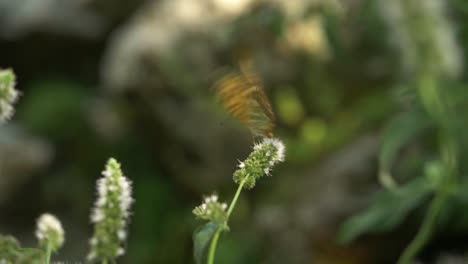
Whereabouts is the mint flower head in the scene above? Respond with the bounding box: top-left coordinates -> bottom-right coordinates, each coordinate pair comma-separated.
88,158 -> 133,262
35,213 -> 65,252
193,194 -> 228,224
233,137 -> 285,189
0,69 -> 19,122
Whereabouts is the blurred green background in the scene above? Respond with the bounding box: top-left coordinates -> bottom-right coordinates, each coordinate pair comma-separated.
2,0 -> 468,263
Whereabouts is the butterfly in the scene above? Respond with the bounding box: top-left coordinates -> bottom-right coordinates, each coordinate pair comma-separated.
214,61 -> 275,138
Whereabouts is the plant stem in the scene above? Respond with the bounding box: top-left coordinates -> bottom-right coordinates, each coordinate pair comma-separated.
207,228 -> 221,264
396,190 -> 447,264
207,179 -> 247,264
227,180 -> 246,219
45,243 -> 51,264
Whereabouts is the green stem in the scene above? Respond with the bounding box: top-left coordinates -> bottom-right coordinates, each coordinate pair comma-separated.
45,243 -> 51,264
227,180 -> 246,219
207,229 -> 221,264
207,179 -> 247,264
397,190 -> 447,264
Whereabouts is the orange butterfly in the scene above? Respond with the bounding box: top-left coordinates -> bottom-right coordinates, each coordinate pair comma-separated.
215,61 -> 275,138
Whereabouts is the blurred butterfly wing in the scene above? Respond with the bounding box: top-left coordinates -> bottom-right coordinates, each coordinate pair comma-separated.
215,63 -> 275,138
251,88 -> 275,137
239,61 -> 275,137
216,74 -> 253,125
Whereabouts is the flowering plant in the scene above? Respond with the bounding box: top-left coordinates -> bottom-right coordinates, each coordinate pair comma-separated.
88,158 -> 134,263
193,137 -> 285,264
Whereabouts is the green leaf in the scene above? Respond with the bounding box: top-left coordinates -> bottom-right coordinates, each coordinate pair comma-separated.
193,222 -> 219,264
379,110 -> 431,187
0,234 -> 21,255
338,177 -> 432,244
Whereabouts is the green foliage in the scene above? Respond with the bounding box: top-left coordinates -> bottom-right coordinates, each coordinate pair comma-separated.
379,110 -> 432,187
193,222 -> 220,264
214,234 -> 259,264
18,79 -> 89,141
0,235 -> 45,264
337,0 -> 468,262
274,87 -> 305,126
127,171 -> 186,263
338,177 -> 432,244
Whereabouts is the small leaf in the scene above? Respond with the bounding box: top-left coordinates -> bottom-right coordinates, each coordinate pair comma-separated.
193,222 -> 219,264
0,234 -> 45,263
379,110 -> 432,188
338,177 -> 432,244
0,234 -> 21,256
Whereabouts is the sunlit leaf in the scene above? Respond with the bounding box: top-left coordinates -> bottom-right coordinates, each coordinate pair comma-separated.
338,177 -> 432,244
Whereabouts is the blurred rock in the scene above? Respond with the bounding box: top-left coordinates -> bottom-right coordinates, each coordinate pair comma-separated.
0,0 -> 106,39
100,0 -> 336,93
100,0 -> 256,93
85,97 -> 127,142
435,254 -> 466,264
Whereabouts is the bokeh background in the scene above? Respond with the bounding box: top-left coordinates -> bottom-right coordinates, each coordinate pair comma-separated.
1,0 -> 468,263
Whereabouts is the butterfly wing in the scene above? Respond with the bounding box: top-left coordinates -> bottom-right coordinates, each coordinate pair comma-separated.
215,62 -> 275,138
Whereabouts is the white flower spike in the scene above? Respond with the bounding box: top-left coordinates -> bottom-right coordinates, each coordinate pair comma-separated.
88,158 -> 134,262
233,137 -> 286,189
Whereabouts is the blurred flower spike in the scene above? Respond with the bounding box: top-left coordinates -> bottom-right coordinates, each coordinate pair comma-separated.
88,158 -> 133,262
193,194 -> 228,224
0,69 -> 19,122
35,213 -> 65,252
234,137 -> 285,189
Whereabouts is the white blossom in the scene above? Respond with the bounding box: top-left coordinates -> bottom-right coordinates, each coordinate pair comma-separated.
261,138 -> 286,163
35,213 -> 65,251
193,193 -> 228,222
0,69 -> 20,122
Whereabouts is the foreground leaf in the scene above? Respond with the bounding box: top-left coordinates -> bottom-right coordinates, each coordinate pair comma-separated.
338,177 -> 432,244
379,110 -> 431,187
0,234 -> 45,264
193,222 -> 219,264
